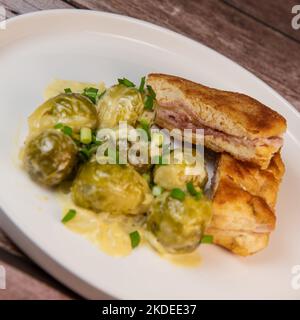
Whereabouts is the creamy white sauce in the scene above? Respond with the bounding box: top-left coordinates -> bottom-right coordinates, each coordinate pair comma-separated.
44,79 -> 105,100
58,190 -> 144,257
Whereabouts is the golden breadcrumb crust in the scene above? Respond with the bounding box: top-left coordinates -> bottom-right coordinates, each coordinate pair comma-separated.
148,73 -> 286,139
206,152 -> 284,256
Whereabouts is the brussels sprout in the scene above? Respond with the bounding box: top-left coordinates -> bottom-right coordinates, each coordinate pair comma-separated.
71,161 -> 152,215
147,192 -> 212,254
28,93 -> 98,134
23,129 -> 77,186
153,150 -> 208,190
97,84 -> 144,128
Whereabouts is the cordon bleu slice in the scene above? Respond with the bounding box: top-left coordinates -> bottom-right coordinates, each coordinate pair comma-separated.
147,73 -> 286,169
206,152 -> 285,256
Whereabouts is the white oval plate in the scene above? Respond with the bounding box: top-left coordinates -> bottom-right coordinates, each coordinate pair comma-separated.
0,10 -> 300,300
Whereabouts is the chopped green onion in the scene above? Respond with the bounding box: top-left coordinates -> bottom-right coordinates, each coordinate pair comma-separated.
83,87 -> 98,104
98,90 -> 106,100
201,235 -> 213,244
186,182 -> 203,200
146,85 -> 156,99
138,118 -> 149,128
195,192 -> 203,200
118,77 -> 135,87
144,95 -> 154,110
129,231 -> 141,248
54,123 -> 64,129
54,123 -> 73,136
64,88 -> 72,94
138,76 -> 146,93
80,127 -> 92,144
186,181 -> 197,196
84,87 -> 98,93
62,125 -> 73,136
143,84 -> 156,110
79,148 -> 90,161
152,185 -> 164,197
62,209 -> 77,223
170,188 -> 185,201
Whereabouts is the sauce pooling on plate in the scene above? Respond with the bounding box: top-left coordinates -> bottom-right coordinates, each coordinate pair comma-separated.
58,190 -> 145,257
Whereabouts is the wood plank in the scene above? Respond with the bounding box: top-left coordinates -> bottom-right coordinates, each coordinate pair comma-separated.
0,248 -> 78,299
0,229 -> 23,258
0,0 -> 74,14
63,0 -> 300,111
224,0 -> 300,42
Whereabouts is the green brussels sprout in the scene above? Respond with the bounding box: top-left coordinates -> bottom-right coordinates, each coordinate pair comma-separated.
97,84 -> 144,128
147,192 -> 212,253
23,129 -> 77,186
71,161 -> 152,215
28,93 -> 98,134
153,150 -> 208,190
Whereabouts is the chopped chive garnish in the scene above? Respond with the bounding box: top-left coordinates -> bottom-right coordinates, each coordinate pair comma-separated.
144,95 -> 154,110
54,123 -> 64,129
146,85 -> 156,99
186,182 -> 203,200
152,185 -> 164,197
138,76 -> 146,93
143,84 -> 156,110
195,192 -> 203,200
118,77 -> 135,87
80,127 -> 92,144
83,87 -> 98,104
84,87 -> 98,93
54,123 -> 73,136
129,231 -> 141,248
79,148 -> 90,161
98,90 -> 106,100
201,235 -> 213,244
170,188 -> 185,201
62,209 -> 77,223
62,125 -> 73,136
64,88 -> 72,94
186,181 -> 197,196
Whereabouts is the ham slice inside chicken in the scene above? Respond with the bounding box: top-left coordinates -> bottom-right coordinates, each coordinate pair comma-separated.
156,107 -> 283,149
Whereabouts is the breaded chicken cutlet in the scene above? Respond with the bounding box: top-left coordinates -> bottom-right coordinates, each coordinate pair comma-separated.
206,152 -> 285,256
147,73 -> 286,169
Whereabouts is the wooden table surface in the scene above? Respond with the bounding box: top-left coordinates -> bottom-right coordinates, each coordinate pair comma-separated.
0,0 -> 299,300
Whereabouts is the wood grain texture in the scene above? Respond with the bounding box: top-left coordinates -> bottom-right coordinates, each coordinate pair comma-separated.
225,0 -> 300,42
0,0 -> 299,110
0,0 -> 74,14
66,0 -> 300,110
0,0 -> 299,299
0,249 -> 78,299
0,230 -> 23,257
